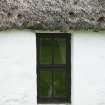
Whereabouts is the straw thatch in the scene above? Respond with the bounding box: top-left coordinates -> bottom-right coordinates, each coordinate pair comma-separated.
0,0 -> 105,31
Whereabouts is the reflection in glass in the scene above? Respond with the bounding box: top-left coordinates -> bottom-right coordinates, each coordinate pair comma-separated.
40,38 -> 52,64
40,71 -> 52,96
53,71 -> 66,96
54,39 -> 66,64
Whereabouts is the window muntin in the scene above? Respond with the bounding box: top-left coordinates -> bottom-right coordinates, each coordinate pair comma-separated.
37,33 -> 71,104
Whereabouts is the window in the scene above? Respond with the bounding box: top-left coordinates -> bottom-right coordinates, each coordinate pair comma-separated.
36,33 -> 71,104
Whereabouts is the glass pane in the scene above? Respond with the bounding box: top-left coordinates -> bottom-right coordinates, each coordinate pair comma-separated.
53,71 -> 66,96
40,38 -> 52,64
39,71 -> 52,96
54,39 -> 66,64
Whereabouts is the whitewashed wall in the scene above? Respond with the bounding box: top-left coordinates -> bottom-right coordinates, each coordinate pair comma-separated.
0,30 -> 36,105
72,32 -> 105,105
0,31 -> 105,105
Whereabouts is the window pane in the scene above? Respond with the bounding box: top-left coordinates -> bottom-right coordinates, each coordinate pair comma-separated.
40,38 -> 52,64
53,71 -> 66,96
54,39 -> 66,64
39,71 -> 52,96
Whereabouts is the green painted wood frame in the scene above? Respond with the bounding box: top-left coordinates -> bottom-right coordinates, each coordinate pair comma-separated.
36,33 -> 71,104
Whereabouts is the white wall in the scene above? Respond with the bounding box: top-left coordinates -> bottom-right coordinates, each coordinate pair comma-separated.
0,31 -> 105,105
0,30 -> 36,105
72,32 -> 105,105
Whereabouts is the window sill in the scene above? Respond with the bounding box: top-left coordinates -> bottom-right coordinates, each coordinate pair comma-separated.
37,103 -> 71,105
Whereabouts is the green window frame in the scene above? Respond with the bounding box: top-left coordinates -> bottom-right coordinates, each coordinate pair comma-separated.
36,33 -> 71,104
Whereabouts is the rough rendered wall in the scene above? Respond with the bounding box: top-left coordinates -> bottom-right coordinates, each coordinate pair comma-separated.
72,32 -> 105,105
0,31 -> 36,105
1,0 -> 105,31
37,32 -> 105,105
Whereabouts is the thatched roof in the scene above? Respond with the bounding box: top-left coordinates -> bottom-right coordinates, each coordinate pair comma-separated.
0,0 -> 105,31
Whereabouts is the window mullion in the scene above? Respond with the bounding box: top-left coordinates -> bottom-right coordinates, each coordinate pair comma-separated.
51,71 -> 54,97
52,38 -> 54,64
51,38 -> 54,97
40,64 -> 66,68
